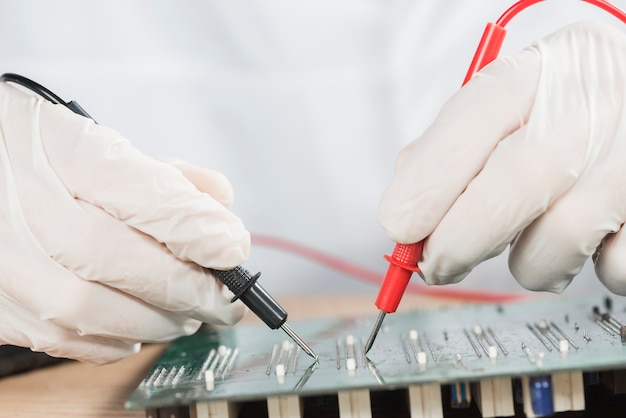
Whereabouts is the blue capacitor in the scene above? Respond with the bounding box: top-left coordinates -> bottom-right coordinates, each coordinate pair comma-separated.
530,375 -> 554,417
450,381 -> 471,408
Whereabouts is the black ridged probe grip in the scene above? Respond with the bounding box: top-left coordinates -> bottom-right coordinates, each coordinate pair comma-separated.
208,266 -> 288,329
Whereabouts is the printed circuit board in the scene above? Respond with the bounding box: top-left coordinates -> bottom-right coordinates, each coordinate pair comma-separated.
126,295 -> 626,417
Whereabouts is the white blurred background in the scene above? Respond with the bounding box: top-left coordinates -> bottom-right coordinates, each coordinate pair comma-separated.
0,0 -> 623,298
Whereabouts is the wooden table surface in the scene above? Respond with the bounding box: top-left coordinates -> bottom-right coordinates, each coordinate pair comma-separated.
0,294 -> 455,418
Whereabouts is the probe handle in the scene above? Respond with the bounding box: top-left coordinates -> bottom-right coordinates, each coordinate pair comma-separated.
375,241 -> 423,314
209,267 -> 288,329
375,21 -> 504,314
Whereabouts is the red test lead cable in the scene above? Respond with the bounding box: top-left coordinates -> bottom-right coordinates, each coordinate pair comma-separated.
364,0 -> 626,354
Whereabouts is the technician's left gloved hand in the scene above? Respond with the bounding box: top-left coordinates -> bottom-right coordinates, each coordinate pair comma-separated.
0,82 -> 250,364
378,21 -> 626,294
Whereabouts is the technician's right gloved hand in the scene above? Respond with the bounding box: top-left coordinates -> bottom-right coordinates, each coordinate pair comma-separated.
0,82 -> 250,364
378,21 -> 626,295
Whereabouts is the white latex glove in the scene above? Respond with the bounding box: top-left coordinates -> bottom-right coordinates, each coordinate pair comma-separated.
378,21 -> 626,295
0,82 -> 250,364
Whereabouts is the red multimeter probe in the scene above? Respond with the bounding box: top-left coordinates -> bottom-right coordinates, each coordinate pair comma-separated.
364,0 -> 626,354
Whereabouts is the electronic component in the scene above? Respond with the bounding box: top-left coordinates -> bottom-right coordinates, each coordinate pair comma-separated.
127,294 -> 626,417
528,375 -> 554,417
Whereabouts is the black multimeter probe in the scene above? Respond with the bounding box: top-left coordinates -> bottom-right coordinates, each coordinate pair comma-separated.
209,267 -> 317,359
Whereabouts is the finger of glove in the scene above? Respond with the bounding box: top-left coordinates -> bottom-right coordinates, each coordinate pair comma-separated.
36,102 -> 249,269
486,21 -> 626,291
0,224 -> 202,344
0,294 -> 139,365
163,159 -> 235,210
509,161 -> 626,293
509,98 -> 626,293
377,47 -> 540,244
27,195 -> 247,326
420,120 -> 585,285
65,201 -> 247,327
595,226 -> 626,295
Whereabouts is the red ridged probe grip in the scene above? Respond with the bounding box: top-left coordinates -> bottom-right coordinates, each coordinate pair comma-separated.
375,241 -> 424,313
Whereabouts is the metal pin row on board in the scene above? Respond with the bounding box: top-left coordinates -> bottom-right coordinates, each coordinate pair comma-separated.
140,344 -> 239,391
592,306 -> 626,342
141,366 -> 187,388
464,325 -> 508,360
400,330 -> 429,366
266,340 -> 301,383
334,334 -> 365,375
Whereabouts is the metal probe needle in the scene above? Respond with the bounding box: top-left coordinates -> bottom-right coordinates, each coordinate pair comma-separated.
281,323 -> 318,360
364,311 -> 386,354
365,21 -> 505,353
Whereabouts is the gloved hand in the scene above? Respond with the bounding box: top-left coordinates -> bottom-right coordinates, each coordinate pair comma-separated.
378,21 -> 626,295
0,82 -> 250,364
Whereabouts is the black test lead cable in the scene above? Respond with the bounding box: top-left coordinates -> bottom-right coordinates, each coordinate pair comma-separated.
0,72 -> 318,360
0,73 -> 96,121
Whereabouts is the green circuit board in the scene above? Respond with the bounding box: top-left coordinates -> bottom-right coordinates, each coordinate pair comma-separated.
126,294 -> 626,410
